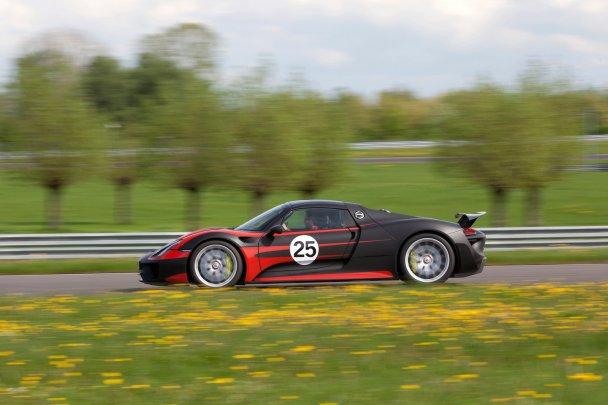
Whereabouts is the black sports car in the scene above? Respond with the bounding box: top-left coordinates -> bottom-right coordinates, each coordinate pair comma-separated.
139,200 -> 486,287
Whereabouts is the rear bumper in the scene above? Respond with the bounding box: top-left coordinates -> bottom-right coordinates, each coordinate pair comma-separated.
452,231 -> 486,278
138,253 -> 189,284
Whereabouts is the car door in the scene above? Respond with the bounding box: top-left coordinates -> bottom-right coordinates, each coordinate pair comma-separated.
255,207 -> 359,281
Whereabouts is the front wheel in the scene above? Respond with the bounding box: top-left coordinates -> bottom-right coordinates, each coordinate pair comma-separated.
400,233 -> 455,284
189,241 -> 243,288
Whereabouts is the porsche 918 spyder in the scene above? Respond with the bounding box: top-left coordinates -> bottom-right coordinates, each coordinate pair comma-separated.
139,200 -> 486,287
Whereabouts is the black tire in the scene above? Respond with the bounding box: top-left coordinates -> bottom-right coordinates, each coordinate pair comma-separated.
400,233 -> 455,284
189,241 -> 243,288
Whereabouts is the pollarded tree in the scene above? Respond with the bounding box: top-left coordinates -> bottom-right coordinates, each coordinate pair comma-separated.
287,91 -> 353,199
233,91 -> 303,216
511,64 -> 582,225
139,23 -> 218,80
12,50 -> 102,230
82,55 -> 140,224
148,73 -> 228,230
438,83 -> 522,226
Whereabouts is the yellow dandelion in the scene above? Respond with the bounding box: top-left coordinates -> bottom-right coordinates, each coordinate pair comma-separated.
291,346 -> 316,352
161,385 -> 181,389
103,379 -> 124,385
296,373 -> 315,378
537,354 -> 556,359
567,373 -> 603,382
0,351 -> 15,356
63,372 -> 82,377
58,343 -> 90,347
402,365 -> 427,370
280,396 -> 299,400
207,378 -> 235,384
266,357 -> 286,362
232,354 -> 255,359
102,372 -> 122,377
400,385 -> 420,389
123,384 -> 150,389
230,366 -> 249,370
455,374 -> 479,379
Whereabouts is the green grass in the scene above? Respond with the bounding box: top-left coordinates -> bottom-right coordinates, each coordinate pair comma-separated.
0,284 -> 606,404
1,163 -> 607,234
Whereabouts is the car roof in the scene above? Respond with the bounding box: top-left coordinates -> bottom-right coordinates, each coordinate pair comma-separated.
286,200 -> 353,209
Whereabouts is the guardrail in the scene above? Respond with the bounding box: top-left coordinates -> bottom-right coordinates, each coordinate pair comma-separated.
1,226 -> 607,260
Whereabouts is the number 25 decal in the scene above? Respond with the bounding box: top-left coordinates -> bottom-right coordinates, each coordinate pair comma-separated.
290,235 -> 319,265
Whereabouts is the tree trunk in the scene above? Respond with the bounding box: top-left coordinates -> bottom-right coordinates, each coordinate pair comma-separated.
490,187 -> 508,227
115,179 -> 133,225
251,190 -> 265,217
46,182 -> 62,230
301,188 -> 315,200
524,186 -> 542,227
185,187 -> 201,231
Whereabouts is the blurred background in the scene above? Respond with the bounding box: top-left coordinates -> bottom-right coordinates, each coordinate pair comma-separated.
0,1 -> 607,233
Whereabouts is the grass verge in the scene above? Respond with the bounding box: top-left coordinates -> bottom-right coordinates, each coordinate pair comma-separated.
0,284 -> 606,404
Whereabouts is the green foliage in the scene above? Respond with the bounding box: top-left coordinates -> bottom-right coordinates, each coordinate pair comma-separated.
82,55 -> 131,123
370,90 -> 437,140
436,66 -> 584,226
139,23 -> 218,80
12,50 -> 103,188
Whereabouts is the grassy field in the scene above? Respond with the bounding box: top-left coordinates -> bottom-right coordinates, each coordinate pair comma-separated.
0,284 -> 606,404
1,163 -> 607,234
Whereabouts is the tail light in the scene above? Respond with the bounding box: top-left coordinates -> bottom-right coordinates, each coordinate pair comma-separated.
463,227 -> 476,236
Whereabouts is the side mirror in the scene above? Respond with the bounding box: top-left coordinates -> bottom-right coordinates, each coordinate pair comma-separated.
267,225 -> 284,236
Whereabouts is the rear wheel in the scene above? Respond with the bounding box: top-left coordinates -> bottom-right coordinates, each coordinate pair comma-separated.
189,241 -> 243,288
400,233 -> 454,284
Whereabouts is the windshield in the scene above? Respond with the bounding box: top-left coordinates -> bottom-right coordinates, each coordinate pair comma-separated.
235,204 -> 286,231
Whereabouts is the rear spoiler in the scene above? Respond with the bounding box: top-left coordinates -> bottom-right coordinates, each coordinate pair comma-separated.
454,212 -> 486,229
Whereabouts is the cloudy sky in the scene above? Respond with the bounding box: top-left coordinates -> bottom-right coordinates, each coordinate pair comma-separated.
1,0 -> 607,97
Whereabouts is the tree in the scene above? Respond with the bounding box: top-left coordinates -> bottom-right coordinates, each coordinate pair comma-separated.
437,83 -> 522,226
139,23 -> 218,80
288,92 -> 352,198
148,73 -> 227,230
437,66 -> 582,227
512,63 -> 582,225
12,50 -> 102,230
232,92 -> 302,216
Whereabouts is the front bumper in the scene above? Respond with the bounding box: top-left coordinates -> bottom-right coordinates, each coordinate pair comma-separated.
138,252 -> 189,284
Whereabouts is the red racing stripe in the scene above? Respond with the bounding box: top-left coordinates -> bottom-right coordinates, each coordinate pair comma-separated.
254,270 -> 394,283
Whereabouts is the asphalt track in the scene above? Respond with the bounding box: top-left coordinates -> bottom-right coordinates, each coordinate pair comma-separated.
0,264 -> 606,296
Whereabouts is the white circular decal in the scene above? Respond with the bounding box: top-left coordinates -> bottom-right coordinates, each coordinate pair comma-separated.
289,235 -> 319,265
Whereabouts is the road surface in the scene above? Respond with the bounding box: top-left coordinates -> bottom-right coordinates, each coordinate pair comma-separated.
0,264 -> 606,296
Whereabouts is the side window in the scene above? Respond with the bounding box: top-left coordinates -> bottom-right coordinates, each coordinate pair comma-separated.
283,210 -> 307,231
282,208 -> 357,231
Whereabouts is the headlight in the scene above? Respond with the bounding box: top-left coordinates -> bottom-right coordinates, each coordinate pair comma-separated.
152,238 -> 183,257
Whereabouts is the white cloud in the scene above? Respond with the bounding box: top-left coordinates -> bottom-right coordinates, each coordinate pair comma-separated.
1,0 -> 608,94
307,48 -> 351,66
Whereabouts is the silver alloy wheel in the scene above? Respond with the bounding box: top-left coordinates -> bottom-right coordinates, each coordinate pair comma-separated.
404,237 -> 450,283
193,244 -> 238,287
